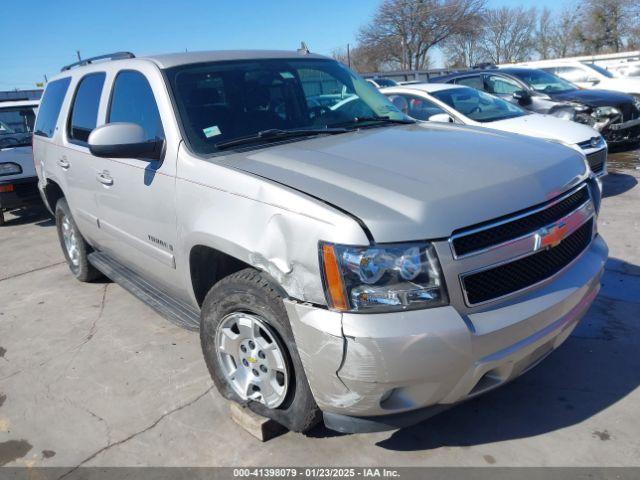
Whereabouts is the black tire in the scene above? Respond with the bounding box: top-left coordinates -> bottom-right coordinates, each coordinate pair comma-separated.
55,198 -> 101,282
200,268 -> 321,433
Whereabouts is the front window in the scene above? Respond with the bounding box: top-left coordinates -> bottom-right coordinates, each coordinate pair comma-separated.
431,87 -> 526,122
584,63 -> 614,79
0,105 -> 37,148
509,70 -> 577,94
165,58 -> 410,155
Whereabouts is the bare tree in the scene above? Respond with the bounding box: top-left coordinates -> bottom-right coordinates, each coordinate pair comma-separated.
535,8 -> 554,60
357,0 -> 485,70
331,45 -> 388,73
442,30 -> 487,68
547,6 -> 584,58
579,0 -> 638,53
479,6 -> 536,64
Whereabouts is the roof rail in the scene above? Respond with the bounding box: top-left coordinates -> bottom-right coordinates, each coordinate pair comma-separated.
0,98 -> 29,103
61,52 -> 135,72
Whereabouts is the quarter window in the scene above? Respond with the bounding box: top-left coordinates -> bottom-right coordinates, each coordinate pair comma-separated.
108,71 -> 164,141
34,77 -> 71,138
68,73 -> 106,143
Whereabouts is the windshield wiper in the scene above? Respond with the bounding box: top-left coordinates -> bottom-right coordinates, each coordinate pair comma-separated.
215,128 -> 348,150
332,115 -> 415,128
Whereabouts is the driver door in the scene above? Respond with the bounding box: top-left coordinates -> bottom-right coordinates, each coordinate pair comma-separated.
94,66 -> 182,296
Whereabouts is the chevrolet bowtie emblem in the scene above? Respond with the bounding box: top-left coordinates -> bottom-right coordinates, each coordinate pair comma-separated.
535,222 -> 569,251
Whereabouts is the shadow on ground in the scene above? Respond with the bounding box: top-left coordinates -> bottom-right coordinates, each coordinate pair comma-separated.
3,205 -> 53,227
602,172 -> 637,198
310,258 -> 640,450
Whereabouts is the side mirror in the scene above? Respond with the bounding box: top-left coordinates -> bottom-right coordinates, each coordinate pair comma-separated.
88,123 -> 163,161
512,90 -> 531,105
429,113 -> 454,123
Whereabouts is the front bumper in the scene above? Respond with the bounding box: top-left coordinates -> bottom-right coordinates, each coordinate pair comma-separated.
0,176 -> 41,211
601,118 -> 640,145
285,235 -> 607,433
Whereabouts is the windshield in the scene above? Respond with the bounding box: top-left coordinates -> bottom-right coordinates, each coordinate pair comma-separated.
165,58 -> 410,154
584,63 -> 614,78
0,106 -> 37,148
373,78 -> 398,87
431,87 -> 526,122
510,70 -> 577,94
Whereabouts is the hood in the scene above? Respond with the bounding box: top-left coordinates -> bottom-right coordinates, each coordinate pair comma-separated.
220,123 -> 588,242
490,113 -> 601,146
550,88 -> 635,107
599,78 -> 640,94
0,145 -> 36,180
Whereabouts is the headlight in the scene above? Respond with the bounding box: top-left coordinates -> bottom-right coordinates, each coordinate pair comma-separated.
632,96 -> 640,112
593,106 -> 621,119
320,241 -> 448,312
550,108 -> 575,121
0,162 -> 22,176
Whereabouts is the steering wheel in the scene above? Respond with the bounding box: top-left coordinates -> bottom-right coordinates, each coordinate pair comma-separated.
308,105 -> 329,119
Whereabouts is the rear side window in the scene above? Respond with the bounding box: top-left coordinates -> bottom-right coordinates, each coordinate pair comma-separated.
34,77 -> 71,138
68,73 -> 106,143
108,71 -> 164,141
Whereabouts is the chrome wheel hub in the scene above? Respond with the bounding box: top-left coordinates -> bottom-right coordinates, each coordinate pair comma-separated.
216,312 -> 289,408
61,214 -> 80,267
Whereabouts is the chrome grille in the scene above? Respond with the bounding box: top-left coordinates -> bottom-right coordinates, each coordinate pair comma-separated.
451,185 -> 590,258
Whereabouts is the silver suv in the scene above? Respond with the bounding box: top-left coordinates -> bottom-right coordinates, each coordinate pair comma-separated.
34,51 -> 608,433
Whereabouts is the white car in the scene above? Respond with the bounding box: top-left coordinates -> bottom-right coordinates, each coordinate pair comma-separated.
516,60 -> 640,98
0,99 -> 41,225
381,84 -> 607,176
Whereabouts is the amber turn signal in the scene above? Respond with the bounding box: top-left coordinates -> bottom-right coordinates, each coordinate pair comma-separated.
321,243 -> 348,311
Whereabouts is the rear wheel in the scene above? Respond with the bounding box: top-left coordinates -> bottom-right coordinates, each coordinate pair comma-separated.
55,198 -> 101,282
200,268 -> 321,432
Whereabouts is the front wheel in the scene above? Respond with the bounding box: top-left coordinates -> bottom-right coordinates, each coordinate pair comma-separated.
200,268 -> 321,432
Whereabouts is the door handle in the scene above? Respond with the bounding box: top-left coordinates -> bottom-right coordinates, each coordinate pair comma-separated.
57,157 -> 70,170
96,172 -> 114,186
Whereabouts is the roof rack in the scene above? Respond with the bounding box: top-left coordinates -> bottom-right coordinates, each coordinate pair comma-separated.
61,52 -> 135,72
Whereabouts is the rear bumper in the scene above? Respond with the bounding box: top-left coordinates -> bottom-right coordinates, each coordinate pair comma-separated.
285,235 -> 608,433
0,176 -> 40,211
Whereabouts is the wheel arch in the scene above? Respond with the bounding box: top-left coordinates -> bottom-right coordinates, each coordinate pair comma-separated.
41,179 -> 65,215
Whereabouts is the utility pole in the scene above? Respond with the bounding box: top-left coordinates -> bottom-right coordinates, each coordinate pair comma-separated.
347,43 -> 351,68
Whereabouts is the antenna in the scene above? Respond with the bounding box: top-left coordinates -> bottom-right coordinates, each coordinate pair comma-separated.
298,42 -> 310,55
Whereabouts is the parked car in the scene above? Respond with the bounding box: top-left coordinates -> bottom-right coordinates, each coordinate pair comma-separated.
34,50 -> 607,434
515,60 -> 640,98
0,99 -> 40,225
606,60 -> 640,79
381,83 -> 607,176
365,77 -> 399,88
432,67 -> 640,145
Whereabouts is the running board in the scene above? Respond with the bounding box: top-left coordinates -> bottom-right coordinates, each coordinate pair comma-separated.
88,251 -> 200,331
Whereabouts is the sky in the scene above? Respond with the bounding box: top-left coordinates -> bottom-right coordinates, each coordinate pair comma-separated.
3,0 -> 562,90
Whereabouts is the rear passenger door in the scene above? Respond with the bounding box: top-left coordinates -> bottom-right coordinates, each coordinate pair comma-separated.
95,67 -> 182,294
